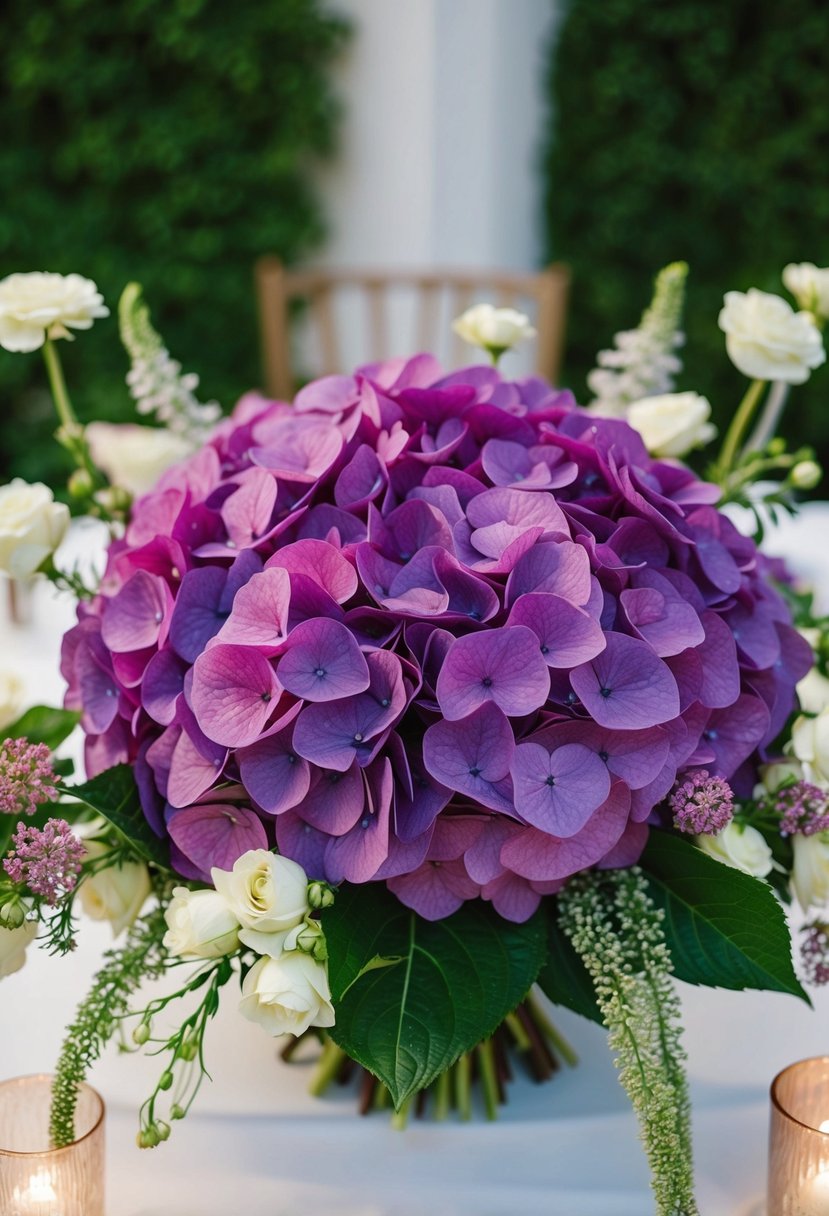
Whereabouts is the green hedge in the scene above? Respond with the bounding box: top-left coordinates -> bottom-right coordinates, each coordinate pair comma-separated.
543,0 -> 829,462
0,0 -> 348,484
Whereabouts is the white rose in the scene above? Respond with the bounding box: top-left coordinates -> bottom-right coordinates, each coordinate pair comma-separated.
78,841 -> 151,936
626,391 -> 716,458
718,289 -> 825,384
696,821 -> 774,878
0,669 -> 24,732
452,304 -> 536,356
163,887 -> 240,959
212,850 -> 309,934
0,272 -> 109,353
85,423 -> 193,498
0,480 -> 69,579
791,710 -> 829,785
0,919 -> 37,979
797,668 -> 829,716
792,833 -> 829,912
783,263 -> 829,319
239,951 -> 335,1037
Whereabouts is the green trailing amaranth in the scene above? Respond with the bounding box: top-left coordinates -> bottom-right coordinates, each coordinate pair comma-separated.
50,907 -> 168,1149
559,869 -> 697,1216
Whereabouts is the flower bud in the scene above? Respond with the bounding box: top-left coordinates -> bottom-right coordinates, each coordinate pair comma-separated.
156,1121 -> 171,1141
307,881 -> 335,911
158,1070 -> 174,1091
178,1038 -> 198,1062
293,918 -> 328,962
791,460 -> 823,490
67,468 -> 94,499
170,1104 -> 186,1121
93,484 -> 132,516
0,896 -> 26,930
132,1021 -> 151,1046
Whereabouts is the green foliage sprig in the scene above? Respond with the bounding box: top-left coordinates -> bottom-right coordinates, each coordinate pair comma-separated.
559,868 -> 697,1216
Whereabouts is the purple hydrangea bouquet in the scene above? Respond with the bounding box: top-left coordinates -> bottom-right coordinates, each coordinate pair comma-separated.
2,261 -> 829,1214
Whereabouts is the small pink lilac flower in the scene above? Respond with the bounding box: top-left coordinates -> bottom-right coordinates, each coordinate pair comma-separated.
801,922 -> 829,987
775,782 -> 829,837
0,738 -> 58,818
670,770 -> 734,835
4,818 -> 84,906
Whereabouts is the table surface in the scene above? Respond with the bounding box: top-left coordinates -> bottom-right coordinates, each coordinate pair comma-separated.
3,507 -> 829,1216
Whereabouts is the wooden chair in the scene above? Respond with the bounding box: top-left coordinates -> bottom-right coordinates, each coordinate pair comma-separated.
255,259 -> 571,400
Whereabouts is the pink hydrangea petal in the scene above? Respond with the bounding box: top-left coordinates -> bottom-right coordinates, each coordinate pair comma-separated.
215,567 -> 291,650
100,570 -> 172,654
168,804 -> 268,882
266,538 -> 358,604
190,644 -> 280,747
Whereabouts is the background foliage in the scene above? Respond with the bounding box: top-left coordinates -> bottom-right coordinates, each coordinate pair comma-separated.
0,0 -> 348,485
543,0 -> 829,463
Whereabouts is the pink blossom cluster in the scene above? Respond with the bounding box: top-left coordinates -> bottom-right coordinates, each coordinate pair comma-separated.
669,770 -> 735,835
61,357 -> 810,921
0,738 -> 58,818
4,818 -> 84,905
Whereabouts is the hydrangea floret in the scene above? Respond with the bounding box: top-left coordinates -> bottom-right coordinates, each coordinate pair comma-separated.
0,737 -> 58,817
670,770 -> 734,836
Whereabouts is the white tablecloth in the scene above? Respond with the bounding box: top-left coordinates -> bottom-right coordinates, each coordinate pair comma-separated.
4,507 -> 829,1216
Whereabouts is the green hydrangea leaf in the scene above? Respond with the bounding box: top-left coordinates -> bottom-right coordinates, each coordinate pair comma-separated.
325,885 -> 547,1109
641,831 -> 808,1002
5,706 -> 80,751
61,764 -> 169,869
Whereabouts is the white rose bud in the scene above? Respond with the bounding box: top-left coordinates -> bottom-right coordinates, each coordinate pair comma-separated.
696,821 -> 774,879
626,391 -> 717,458
792,834 -> 829,912
0,480 -> 70,579
791,460 -> 822,491
0,918 -> 37,980
239,951 -> 335,1038
783,263 -> 829,319
0,669 -> 24,732
718,288 -> 825,384
452,304 -> 536,358
85,422 -> 194,498
792,710 -> 829,786
0,272 -> 109,353
212,850 -> 309,934
78,841 -> 151,936
163,887 -> 240,959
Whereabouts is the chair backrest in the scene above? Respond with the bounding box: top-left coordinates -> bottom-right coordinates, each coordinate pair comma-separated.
255,259 -> 570,400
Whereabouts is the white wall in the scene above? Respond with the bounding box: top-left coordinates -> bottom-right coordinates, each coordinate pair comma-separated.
317,0 -> 559,271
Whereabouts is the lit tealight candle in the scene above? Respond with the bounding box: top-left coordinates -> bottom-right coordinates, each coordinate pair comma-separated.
799,1167 -> 829,1216
769,1060 -> 829,1215
13,1168 -> 58,1210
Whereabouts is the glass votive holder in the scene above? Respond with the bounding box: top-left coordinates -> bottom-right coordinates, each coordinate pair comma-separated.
769,1057 -> 829,1215
0,1074 -> 105,1216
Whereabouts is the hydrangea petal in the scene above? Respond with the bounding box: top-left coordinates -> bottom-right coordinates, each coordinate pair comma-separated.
168,804 -> 268,882
215,567 -> 291,650
507,593 -> 606,668
501,782 -> 631,880
190,644 -> 280,747
510,741 -> 611,836
436,625 -> 550,720
570,632 -> 680,729
278,617 -> 370,703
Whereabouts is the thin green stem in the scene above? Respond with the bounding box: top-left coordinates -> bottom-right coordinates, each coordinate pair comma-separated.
433,1068 -> 451,1121
454,1053 -> 472,1121
716,378 -> 766,479
477,1039 -> 499,1121
528,995 -> 579,1068
42,339 -> 80,433
309,1038 -> 346,1096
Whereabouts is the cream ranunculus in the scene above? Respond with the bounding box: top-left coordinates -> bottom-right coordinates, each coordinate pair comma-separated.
78,841 -> 151,936
0,669 -> 24,732
163,887 -> 240,959
792,833 -> 829,911
0,272 -> 109,353
696,821 -> 774,878
626,391 -> 716,458
85,423 -> 193,498
0,918 -> 38,979
783,263 -> 829,319
212,850 -> 309,934
791,710 -> 829,786
452,304 -> 536,357
797,668 -> 829,716
718,288 -> 825,384
239,951 -> 335,1037
0,480 -> 70,579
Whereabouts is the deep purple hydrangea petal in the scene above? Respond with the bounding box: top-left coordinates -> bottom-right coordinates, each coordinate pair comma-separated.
422,702 -> 515,812
277,618 -> 370,703
694,694 -> 771,775
291,654 -> 405,772
236,717 -> 310,816
190,644 -> 281,747
510,741 -> 611,836
500,782 -> 631,881
297,762 -> 365,834
168,803 -> 268,882
507,593 -> 606,668
481,438 -> 577,491
274,811 -> 330,879
100,570 -> 172,654
142,648 -> 186,726
436,625 -> 550,720
570,632 -> 680,729
324,758 -> 393,883
169,567 -> 229,662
